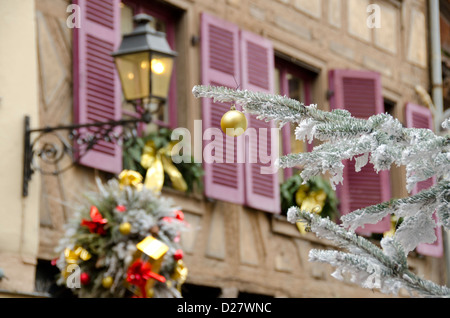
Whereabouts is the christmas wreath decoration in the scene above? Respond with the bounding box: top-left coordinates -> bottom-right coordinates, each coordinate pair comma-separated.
123,127 -> 204,194
281,174 -> 339,233
54,170 -> 189,298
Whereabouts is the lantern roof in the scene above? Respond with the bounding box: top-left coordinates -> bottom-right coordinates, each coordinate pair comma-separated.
112,14 -> 177,58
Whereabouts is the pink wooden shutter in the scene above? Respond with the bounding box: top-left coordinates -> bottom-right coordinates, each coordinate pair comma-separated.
405,103 -> 443,257
241,31 -> 280,214
200,13 -> 245,204
278,66 -> 294,180
329,69 -> 391,235
73,0 -> 122,174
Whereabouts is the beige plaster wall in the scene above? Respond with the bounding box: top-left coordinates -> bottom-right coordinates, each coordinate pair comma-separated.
0,0 -> 41,294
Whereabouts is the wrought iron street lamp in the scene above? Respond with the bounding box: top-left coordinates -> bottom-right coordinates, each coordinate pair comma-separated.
23,14 -> 177,196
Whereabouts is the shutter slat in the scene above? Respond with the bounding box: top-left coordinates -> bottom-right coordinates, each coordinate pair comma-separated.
405,103 -> 443,257
73,0 -> 122,174
86,0 -> 115,29
329,69 -> 390,235
241,30 -> 280,214
201,13 -> 245,204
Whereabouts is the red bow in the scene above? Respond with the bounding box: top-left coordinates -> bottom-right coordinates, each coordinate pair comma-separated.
126,259 -> 166,298
81,206 -> 108,235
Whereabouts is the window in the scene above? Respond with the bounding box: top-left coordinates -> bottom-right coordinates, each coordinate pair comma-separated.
384,98 -> 396,116
274,57 -> 315,183
72,0 -> 179,174
121,0 -> 178,130
200,13 -> 280,214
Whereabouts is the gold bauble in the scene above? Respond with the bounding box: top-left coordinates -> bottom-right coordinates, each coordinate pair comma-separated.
102,276 -> 113,288
119,222 -> 131,235
220,108 -> 247,137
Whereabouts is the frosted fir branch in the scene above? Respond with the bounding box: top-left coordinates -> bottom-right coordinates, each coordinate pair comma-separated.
287,207 -> 401,268
442,117 -> 450,130
194,85 -> 450,220
437,185 -> 450,229
341,181 -> 450,254
193,85 -> 450,189
279,137 -> 374,189
194,85 -> 450,297
288,208 -> 450,297
341,181 -> 450,230
394,211 -> 437,254
193,85 -> 365,127
309,249 -> 405,295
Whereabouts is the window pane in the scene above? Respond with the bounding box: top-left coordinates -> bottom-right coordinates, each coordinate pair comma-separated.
287,73 -> 304,102
120,3 -> 134,35
274,67 -> 280,95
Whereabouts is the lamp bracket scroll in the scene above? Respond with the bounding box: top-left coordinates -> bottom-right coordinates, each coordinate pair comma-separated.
23,13 -> 177,197
22,110 -> 152,197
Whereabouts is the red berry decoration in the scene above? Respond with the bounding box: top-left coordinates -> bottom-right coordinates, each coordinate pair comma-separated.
173,249 -> 183,261
174,210 -> 184,221
161,216 -> 172,223
116,205 -> 127,212
80,272 -> 90,285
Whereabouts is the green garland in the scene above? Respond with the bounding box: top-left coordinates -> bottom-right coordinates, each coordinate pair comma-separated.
123,127 -> 204,194
281,174 -> 339,222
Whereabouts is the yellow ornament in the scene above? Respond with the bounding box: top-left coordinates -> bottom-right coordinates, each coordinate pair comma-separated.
119,222 -> 132,235
220,105 -> 247,137
62,246 -> 91,279
147,287 -> 154,298
102,276 -> 113,288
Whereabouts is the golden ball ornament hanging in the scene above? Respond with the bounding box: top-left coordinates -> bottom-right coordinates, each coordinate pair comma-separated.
119,222 -> 132,235
220,105 -> 247,137
102,276 -> 114,288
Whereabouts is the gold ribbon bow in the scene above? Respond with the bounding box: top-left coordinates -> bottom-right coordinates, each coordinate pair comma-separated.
295,185 -> 327,234
118,170 -> 143,190
63,246 -> 91,278
140,140 -> 187,193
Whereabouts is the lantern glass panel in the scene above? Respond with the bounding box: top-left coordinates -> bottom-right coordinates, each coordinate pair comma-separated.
150,53 -> 174,100
115,51 -> 150,101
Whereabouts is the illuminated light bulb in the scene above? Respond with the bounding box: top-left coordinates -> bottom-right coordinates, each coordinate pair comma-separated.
140,61 -> 148,69
127,72 -> 135,80
151,59 -> 165,74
